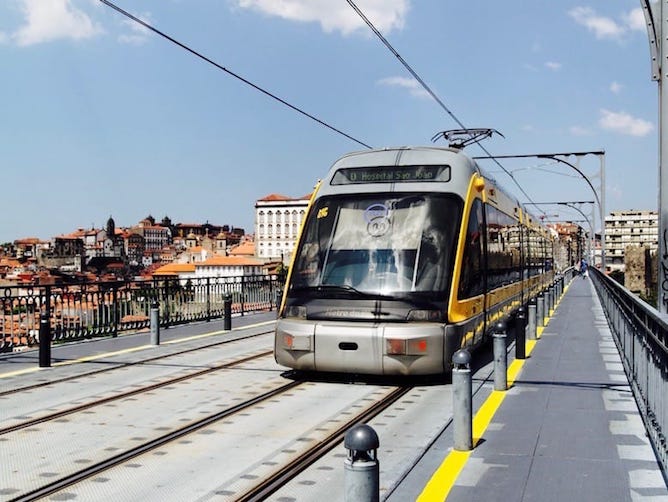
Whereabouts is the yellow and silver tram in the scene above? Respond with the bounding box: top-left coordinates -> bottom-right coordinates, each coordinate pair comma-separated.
275,145 -> 554,376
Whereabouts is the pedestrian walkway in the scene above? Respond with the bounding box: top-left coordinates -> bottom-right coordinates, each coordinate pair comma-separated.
391,276 -> 668,502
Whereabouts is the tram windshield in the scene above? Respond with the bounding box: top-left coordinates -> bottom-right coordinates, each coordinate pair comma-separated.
290,194 -> 462,296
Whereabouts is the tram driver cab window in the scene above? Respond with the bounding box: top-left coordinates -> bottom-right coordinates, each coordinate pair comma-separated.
458,199 -> 484,299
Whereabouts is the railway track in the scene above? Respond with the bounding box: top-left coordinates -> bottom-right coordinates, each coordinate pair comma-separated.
5,376 -> 414,502
1,324 -> 510,501
9,379 -> 305,502
0,326 -> 274,397
0,349 -> 273,436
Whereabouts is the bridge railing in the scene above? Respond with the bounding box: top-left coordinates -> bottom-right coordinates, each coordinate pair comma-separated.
0,274 -> 285,352
590,267 -> 668,475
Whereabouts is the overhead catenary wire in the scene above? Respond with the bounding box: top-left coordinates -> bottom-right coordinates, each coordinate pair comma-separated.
345,0 -> 544,214
98,0 -> 372,150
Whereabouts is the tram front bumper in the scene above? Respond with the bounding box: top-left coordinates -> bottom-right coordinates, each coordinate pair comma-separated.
275,319 -> 448,376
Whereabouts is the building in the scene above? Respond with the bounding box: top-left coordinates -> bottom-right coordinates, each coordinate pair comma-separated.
152,256 -> 266,280
605,210 -> 658,272
549,222 -> 586,271
132,217 -> 172,252
255,193 -> 310,264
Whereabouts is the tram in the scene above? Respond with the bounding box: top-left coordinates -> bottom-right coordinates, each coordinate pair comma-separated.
274,142 -> 554,376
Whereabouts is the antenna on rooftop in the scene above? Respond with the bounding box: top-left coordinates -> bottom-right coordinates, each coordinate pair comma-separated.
431,128 -> 504,149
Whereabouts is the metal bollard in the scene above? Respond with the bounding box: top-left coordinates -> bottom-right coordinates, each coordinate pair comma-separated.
39,312 -> 51,368
223,295 -> 232,331
452,349 -> 472,451
528,299 -> 537,341
545,288 -> 552,316
537,293 -> 545,328
493,322 -> 507,391
515,307 -> 527,360
549,285 -> 555,312
344,424 -> 379,502
150,301 -> 160,346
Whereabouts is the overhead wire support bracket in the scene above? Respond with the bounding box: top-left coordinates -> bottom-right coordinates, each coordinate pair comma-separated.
431,128 -> 504,150
640,0 -> 660,81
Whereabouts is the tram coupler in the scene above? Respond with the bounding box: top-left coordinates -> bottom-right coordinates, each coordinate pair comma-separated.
452,349 -> 472,451
150,301 -> 160,346
344,424 -> 379,502
223,295 -> 232,331
493,322 -> 507,391
38,312 -> 51,368
515,307 -> 527,360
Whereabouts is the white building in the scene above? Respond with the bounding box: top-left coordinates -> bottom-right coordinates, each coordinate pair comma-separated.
255,193 -> 310,264
152,256 -> 266,281
604,210 -> 658,272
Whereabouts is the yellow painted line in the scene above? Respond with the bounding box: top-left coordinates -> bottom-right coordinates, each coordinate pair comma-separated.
0,320 -> 277,379
417,449 -> 472,501
0,344 -> 153,379
418,352 -> 529,500
162,320 -> 275,345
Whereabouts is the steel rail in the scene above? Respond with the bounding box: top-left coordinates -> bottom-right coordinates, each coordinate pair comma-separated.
9,379 -> 304,502
0,349 -> 273,436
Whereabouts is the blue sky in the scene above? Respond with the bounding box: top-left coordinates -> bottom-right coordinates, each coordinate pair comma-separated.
0,0 -> 657,243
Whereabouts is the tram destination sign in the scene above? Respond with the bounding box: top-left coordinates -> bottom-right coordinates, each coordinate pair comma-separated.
332,165 -> 451,185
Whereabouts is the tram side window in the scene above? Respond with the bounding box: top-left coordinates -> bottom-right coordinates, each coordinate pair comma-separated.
458,199 -> 484,298
485,206 -> 520,289
522,226 -> 530,280
528,229 -> 545,276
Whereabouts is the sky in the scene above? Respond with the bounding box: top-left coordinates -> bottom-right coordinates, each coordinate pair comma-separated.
0,0 -> 658,243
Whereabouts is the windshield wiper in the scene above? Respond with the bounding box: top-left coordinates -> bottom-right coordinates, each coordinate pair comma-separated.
292,284 -> 414,301
292,284 -> 369,297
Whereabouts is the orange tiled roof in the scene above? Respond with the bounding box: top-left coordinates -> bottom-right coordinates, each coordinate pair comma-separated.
198,256 -> 263,267
152,263 -> 196,276
258,193 -> 312,202
15,237 -> 43,244
258,194 -> 291,201
229,242 -> 255,256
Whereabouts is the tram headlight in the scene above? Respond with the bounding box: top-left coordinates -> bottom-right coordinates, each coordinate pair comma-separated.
406,309 -> 443,322
386,338 -> 406,355
386,338 -> 428,355
284,305 -> 307,319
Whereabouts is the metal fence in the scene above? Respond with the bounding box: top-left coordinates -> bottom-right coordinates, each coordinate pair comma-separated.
0,274 -> 285,352
590,267 -> 668,477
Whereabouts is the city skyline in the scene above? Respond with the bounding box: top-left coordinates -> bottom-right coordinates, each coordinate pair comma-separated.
0,0 -> 657,242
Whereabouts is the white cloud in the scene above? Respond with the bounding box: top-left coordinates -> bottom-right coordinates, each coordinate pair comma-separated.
599,109 -> 654,137
234,0 -> 409,36
545,61 -> 562,71
13,0 -> 102,46
610,81 -> 623,94
569,6 -> 649,41
377,76 -> 430,99
118,12 -> 152,45
569,7 -> 625,40
569,125 -> 592,136
624,7 -> 647,32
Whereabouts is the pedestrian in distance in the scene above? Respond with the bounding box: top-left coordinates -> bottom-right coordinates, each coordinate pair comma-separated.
580,258 -> 588,279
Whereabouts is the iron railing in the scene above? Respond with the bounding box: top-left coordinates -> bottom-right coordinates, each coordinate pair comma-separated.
590,267 -> 668,477
0,274 -> 285,352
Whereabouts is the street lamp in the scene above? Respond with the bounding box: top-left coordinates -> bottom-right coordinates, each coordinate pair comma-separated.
640,0 -> 668,313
